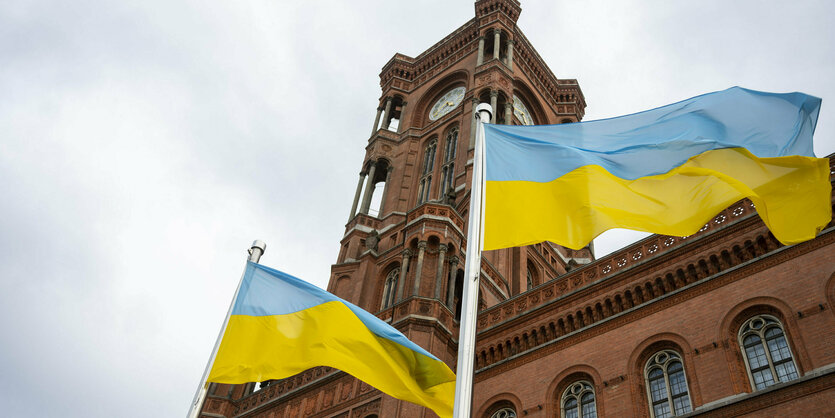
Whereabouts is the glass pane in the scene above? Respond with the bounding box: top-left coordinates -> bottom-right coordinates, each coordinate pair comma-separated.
564,398 -> 578,418
668,365 -> 688,396
672,394 -> 691,415
745,342 -> 768,370
653,401 -> 671,418
564,398 -> 578,409
425,177 -> 432,201
668,361 -> 682,373
766,333 -> 792,362
581,393 -> 596,418
774,360 -> 799,382
752,368 -> 774,390
450,136 -> 457,158
649,374 -> 667,402
565,408 -> 579,418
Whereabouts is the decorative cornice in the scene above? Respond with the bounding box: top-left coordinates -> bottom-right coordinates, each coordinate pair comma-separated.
473,226 -> 834,381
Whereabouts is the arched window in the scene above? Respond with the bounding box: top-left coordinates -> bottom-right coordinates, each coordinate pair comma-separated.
561,380 -> 597,418
525,260 -> 538,291
738,314 -> 798,390
489,407 -> 516,418
417,139 -> 437,204
440,127 -> 458,199
381,268 -> 399,309
644,350 -> 692,417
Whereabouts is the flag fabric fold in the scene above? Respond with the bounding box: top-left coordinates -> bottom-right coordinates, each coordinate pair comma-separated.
484,87 -> 831,251
208,262 -> 456,417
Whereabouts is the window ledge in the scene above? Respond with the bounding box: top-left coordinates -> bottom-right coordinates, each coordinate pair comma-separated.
681,363 -> 835,416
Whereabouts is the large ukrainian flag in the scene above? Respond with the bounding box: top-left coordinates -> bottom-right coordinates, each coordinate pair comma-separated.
208,262 -> 456,417
484,87 -> 830,251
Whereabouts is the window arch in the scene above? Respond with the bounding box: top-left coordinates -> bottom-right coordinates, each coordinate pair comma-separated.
381,267 -> 399,309
644,350 -> 692,417
561,380 -> 596,418
738,314 -> 798,390
525,260 -> 539,291
417,138 -> 437,205
440,127 -> 458,199
489,407 -> 516,418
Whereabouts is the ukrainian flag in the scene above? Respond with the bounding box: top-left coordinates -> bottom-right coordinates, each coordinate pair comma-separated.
208,262 -> 456,417
484,87 -> 831,251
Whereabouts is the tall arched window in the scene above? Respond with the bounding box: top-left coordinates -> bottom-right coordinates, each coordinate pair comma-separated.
644,350 -> 692,418
561,380 -> 597,418
738,314 -> 798,390
417,139 -> 437,205
381,268 -> 399,309
440,127 -> 458,198
489,407 -> 516,418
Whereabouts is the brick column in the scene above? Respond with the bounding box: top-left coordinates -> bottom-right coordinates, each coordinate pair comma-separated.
412,241 -> 427,296
396,249 -> 412,301
396,101 -> 407,133
434,244 -> 448,299
507,39 -> 514,70
447,256 -> 459,308
381,97 -> 393,130
359,161 -> 377,214
477,36 -> 485,66
493,30 -> 501,61
348,171 -> 366,221
378,165 -> 394,215
371,106 -> 383,136
490,90 -> 499,124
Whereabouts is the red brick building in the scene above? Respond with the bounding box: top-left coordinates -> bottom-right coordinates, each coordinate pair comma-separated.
199,1 -> 835,416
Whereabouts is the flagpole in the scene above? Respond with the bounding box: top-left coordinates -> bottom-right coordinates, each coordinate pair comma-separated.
187,240 -> 266,418
453,103 -> 491,418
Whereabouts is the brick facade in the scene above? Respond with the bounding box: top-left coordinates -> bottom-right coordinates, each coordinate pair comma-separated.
199,1 -> 835,416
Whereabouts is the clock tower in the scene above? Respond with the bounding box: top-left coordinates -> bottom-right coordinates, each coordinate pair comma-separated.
198,1 -> 835,417
201,0 -> 591,416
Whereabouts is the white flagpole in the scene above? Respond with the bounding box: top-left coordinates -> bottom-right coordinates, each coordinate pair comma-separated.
453,103 -> 492,418
187,240 -> 266,418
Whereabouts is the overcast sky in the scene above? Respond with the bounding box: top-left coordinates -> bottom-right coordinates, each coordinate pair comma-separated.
1,1 -> 833,416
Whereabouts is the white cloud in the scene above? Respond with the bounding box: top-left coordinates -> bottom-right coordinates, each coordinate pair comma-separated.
0,0 -> 832,415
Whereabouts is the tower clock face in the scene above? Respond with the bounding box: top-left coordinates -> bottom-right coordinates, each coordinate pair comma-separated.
429,87 -> 466,121
513,95 -> 534,125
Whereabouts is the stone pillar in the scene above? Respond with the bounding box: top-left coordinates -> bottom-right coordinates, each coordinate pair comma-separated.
447,256 -> 459,308
477,36 -> 485,66
504,102 -> 512,125
348,171 -> 366,221
493,30 -> 501,61
381,97 -> 393,130
359,162 -> 377,214
371,106 -> 383,136
412,241 -> 427,296
378,166 -> 394,215
469,98 -> 479,150
397,101 -> 407,133
507,39 -> 514,70
490,90 -> 499,124
396,249 -> 412,301
434,244 -> 448,299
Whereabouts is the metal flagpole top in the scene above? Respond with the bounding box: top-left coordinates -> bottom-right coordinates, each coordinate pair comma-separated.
476,103 -> 493,120
248,240 -> 266,262
188,239 -> 268,418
